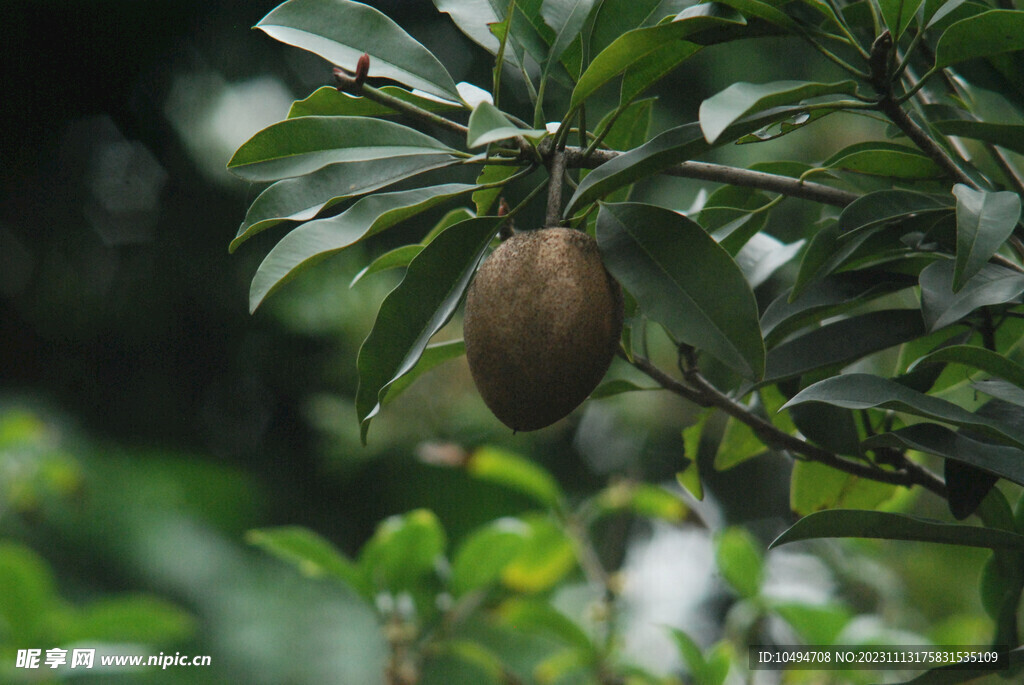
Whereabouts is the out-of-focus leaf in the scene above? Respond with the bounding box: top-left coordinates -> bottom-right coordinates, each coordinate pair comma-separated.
359,509 -> 447,592
250,183 -> 476,311
288,85 -> 462,118
762,309 -> 926,384
864,423 -> 1024,486
770,601 -> 852,645
591,379 -> 659,398
596,202 -> 765,379
467,101 -> 546,148
232,156 -> 456,252
715,527 -> 763,599
951,184 -> 1022,292
836,189 -> 952,236
784,373 -> 1024,447
497,597 -> 594,652
934,10 -> 1024,69
790,460 -> 898,516
467,446 -> 565,509
824,141 -> 942,178
500,517 -> 577,592
714,410 -> 766,471
919,260 -> 1024,331
381,339 -> 466,405
596,481 -> 688,521
669,628 -> 707,677
0,542 -> 57,643
228,116 -> 455,182
256,0 -> 460,101
699,80 -> 857,144
247,526 -> 369,597
62,596 -> 194,646
771,509 -> 1024,549
356,217 -> 502,442
450,519 -> 529,595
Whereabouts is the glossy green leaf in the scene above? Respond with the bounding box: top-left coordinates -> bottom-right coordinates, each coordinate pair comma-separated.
434,0 -> 525,67
596,202 -> 765,379
735,108 -> 835,144
824,141 -> 942,178
500,517 -> 578,592
356,217 -> 502,442
256,0 -> 460,101
836,189 -> 951,236
231,155 -> 456,252
919,260 -> 1024,331
934,10 -> 1024,69
879,0 -> 925,38
910,344 -> 1024,389
713,0 -> 802,32
249,183 -> 476,311
763,310 -> 926,384
381,339 -> 466,405
618,40 -> 703,106
467,446 -> 565,509
933,119 -> 1024,156
541,0 -> 600,64
782,372 -> 1024,448
466,101 -> 546,148
699,80 -> 857,144
974,379 -> 1024,406
473,165 -> 521,216
790,460 -> 898,516
952,184 -> 1022,292
921,0 -> 969,29
715,527 -> 763,599
247,526 -> 369,597
288,85 -> 462,118
770,509 -> 1024,549
450,519 -> 529,595
359,509 -> 447,592
227,116 -> 455,182
350,245 -> 424,287
864,423 -> 1024,486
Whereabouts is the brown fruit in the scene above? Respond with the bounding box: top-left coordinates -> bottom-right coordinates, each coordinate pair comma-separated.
463,227 -> 624,431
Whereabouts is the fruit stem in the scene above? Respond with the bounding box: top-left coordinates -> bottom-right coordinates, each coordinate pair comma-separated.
545,146 -> 567,228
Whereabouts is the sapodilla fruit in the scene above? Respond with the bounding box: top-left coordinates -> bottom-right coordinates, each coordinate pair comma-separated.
463,227 -> 624,431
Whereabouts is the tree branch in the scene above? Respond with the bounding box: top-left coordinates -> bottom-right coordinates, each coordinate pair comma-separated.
545,146 -> 567,227
627,353 -> 948,498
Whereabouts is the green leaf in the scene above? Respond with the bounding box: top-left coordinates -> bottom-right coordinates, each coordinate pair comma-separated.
64,595 -> 194,645
668,628 -> 707,677
770,509 -> 1024,550
381,339 -> 466,405
699,80 -> 857,144
596,481 -> 688,521
715,527 -> 763,599
256,0 -> 460,101
824,141 -> 942,178
227,116 -> 455,182
781,372 -> 1024,448
497,597 -> 594,652
359,509 -> 447,592
434,0 -> 525,67
919,260 -> 1024,331
733,233 -> 804,287
864,423 -> 1024,487
952,184 -> 1022,292
934,10 -> 1024,69
714,410 -> 767,471
933,119 -> 1024,156
974,379 -> 1024,406
790,460 -> 898,516
762,310 -> 926,384
466,101 -> 546,148
836,189 -> 952,236
879,0 -> 925,39
0,542 -> 57,643
591,379 -> 659,398
246,526 -> 369,597
500,517 -> 578,592
231,155 -> 456,252
909,344 -> 1024,390
450,519 -> 529,595
350,245 -> 424,287
770,601 -> 852,645
473,165 -> 521,216
467,446 -> 565,509
356,217 -> 502,442
249,183 -> 476,311
288,85 -> 462,118
713,0 -> 802,32
541,0 -> 600,64
618,40 -> 703,106
596,202 -> 765,379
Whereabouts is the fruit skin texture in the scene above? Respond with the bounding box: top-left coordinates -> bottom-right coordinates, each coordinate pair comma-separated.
463,227 -> 624,431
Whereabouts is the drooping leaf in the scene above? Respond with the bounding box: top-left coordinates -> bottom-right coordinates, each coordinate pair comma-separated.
919,259 -> 1024,331
227,116 -> 456,182
863,423 -> 1024,487
256,0 -> 460,101
951,183 -> 1022,292
246,526 -> 370,598
790,460 -> 897,516
823,141 -> 942,178
879,0 -> 925,39
466,101 -> 547,147
699,80 -> 857,144
596,202 -> 765,379
231,155 -> 456,252
288,85 -> 462,118
249,183 -> 477,311
467,446 -> 565,510
909,344 -> 1024,390
771,509 -> 1024,549
836,189 -> 952,236
350,245 -> 424,287
355,217 -> 501,441
934,10 -> 1024,69
381,339 -> 466,405
782,372 -> 1024,448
